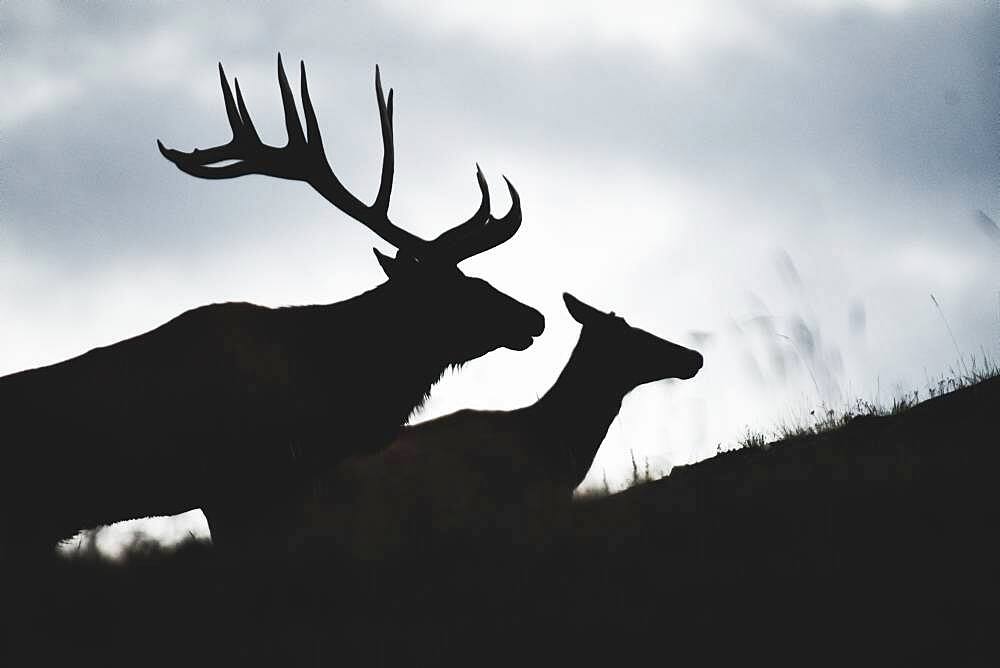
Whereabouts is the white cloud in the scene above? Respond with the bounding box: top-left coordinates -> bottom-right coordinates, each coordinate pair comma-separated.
382,1 -> 780,67
0,71 -> 81,126
377,0 -> 924,66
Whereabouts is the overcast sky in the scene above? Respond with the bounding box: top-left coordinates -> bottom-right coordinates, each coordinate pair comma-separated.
3,0 -> 998,551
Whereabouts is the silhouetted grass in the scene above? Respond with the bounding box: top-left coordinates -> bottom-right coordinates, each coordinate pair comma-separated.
740,353 -> 1000,451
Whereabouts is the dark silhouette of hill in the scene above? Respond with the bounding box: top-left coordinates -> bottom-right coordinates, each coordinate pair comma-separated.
5,375 -> 996,667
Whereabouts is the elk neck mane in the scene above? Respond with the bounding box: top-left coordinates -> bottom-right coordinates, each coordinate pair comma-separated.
283,277 -> 462,426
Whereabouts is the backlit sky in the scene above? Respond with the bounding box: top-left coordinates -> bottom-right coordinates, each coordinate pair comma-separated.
3,0 -> 998,552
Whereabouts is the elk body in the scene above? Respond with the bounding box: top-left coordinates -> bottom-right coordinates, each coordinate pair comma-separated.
302,293 -> 702,557
0,57 -> 543,557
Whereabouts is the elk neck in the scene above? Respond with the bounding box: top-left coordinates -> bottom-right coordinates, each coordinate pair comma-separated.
291,280 -> 456,450
529,327 -> 630,487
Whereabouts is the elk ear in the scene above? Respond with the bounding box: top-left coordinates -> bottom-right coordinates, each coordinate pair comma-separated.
373,248 -> 397,278
563,292 -> 605,326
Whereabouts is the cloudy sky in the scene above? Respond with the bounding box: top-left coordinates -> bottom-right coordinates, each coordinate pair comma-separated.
3,0 -> 998,550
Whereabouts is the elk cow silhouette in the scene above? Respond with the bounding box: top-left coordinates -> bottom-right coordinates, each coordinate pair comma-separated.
0,56 -> 544,558
301,293 -> 702,556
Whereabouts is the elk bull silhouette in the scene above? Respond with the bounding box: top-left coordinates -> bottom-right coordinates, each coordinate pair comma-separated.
0,56 -> 544,558
297,293 -> 702,557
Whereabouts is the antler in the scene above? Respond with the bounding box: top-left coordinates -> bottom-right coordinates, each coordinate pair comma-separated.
158,55 -> 520,261
425,166 -> 522,264
446,175 -> 521,263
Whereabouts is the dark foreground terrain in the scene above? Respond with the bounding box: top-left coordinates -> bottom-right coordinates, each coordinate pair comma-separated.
4,377 -> 998,667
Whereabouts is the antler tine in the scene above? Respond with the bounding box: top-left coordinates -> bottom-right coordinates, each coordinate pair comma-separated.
430,165 -> 491,249
233,78 -> 261,144
299,60 -> 323,154
448,176 -> 522,263
372,65 -> 393,217
276,54 -> 306,148
219,63 -> 243,140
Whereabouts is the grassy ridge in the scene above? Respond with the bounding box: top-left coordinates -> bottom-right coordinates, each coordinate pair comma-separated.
4,376 -> 998,666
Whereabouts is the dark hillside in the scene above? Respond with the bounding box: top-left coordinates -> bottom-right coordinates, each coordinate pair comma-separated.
5,377 -> 998,667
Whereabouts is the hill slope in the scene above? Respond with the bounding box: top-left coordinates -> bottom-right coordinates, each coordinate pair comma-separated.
6,377 -> 998,666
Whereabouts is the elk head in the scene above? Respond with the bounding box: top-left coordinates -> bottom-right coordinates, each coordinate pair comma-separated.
563,292 -> 703,390
158,55 -> 544,362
